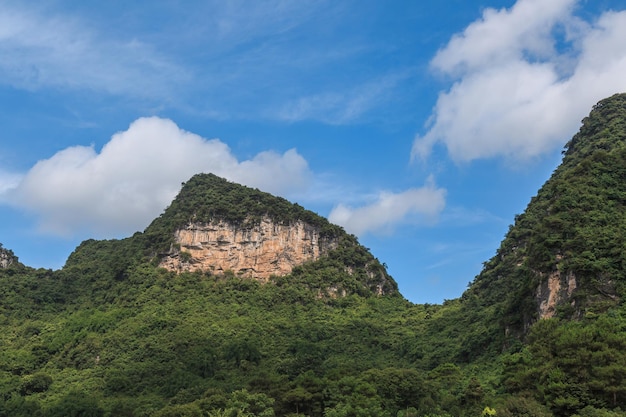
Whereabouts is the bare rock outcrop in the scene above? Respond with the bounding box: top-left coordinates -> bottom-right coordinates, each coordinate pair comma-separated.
0,246 -> 16,269
536,270 -> 577,319
159,218 -> 339,280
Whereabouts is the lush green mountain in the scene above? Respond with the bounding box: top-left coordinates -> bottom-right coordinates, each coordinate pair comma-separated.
64,173 -> 397,298
417,93 -> 626,416
2,94 -> 626,417
468,93 -> 626,329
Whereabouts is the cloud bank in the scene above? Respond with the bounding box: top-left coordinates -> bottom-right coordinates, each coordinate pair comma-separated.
412,0 -> 626,163
328,178 -> 446,236
6,117 -> 311,237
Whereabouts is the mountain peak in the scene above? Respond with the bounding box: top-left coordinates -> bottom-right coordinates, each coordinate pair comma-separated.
563,92 -> 626,160
148,173 -> 397,294
61,173 -> 398,297
145,174 -> 344,242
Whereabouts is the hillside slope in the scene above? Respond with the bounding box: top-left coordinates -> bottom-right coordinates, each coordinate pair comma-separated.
466,93 -> 626,335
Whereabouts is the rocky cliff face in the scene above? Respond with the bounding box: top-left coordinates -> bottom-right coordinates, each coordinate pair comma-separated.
0,246 -> 16,269
535,268 -> 578,319
159,217 -> 339,280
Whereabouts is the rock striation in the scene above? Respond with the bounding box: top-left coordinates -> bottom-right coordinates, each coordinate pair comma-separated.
159,217 -> 339,280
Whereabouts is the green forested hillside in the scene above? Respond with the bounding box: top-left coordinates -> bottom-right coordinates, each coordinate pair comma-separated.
0,258 -> 491,417
2,95 -> 626,416
467,93 -> 626,328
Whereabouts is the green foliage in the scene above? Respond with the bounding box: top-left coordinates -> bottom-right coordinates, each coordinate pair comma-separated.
573,406 -> 626,417
496,395 -> 552,417
462,92 -> 626,343
0,256 -> 489,417
19,373 -> 52,396
502,309 -> 626,415
46,391 -> 104,417
5,94 -> 626,416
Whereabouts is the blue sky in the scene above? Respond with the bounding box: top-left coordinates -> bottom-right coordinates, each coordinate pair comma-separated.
1,0 -> 626,304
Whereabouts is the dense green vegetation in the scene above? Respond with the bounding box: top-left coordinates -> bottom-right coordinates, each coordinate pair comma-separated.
0,260 -> 489,417
2,94 -> 626,416
457,93 -> 626,348
4,258 -> 625,417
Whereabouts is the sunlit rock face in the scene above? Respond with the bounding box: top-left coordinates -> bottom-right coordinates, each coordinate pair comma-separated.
159,218 -> 339,280
536,269 -> 578,319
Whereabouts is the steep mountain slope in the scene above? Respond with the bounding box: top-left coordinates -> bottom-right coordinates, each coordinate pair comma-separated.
407,94 -> 626,370
0,244 -> 19,269
465,93 -> 626,335
385,94 -> 626,416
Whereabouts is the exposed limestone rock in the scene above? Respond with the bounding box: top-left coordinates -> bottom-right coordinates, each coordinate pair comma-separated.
0,247 -> 15,269
159,218 -> 339,280
536,268 -> 577,319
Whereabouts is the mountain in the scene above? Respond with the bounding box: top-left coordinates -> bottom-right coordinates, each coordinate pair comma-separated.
2,94 -> 626,416
463,92 -> 626,336
148,173 -> 396,294
64,173 -> 397,298
0,174 -> 416,416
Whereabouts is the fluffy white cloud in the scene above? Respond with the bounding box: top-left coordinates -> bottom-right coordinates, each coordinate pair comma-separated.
328,179 -> 446,236
412,0 -> 626,163
7,117 -> 311,237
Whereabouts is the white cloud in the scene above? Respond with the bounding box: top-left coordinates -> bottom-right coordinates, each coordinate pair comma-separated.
430,0 -> 577,75
328,178 -> 446,236
412,0 -> 626,163
0,170 -> 22,198
6,117 -> 311,237
0,3 -> 186,97
274,72 -> 410,124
